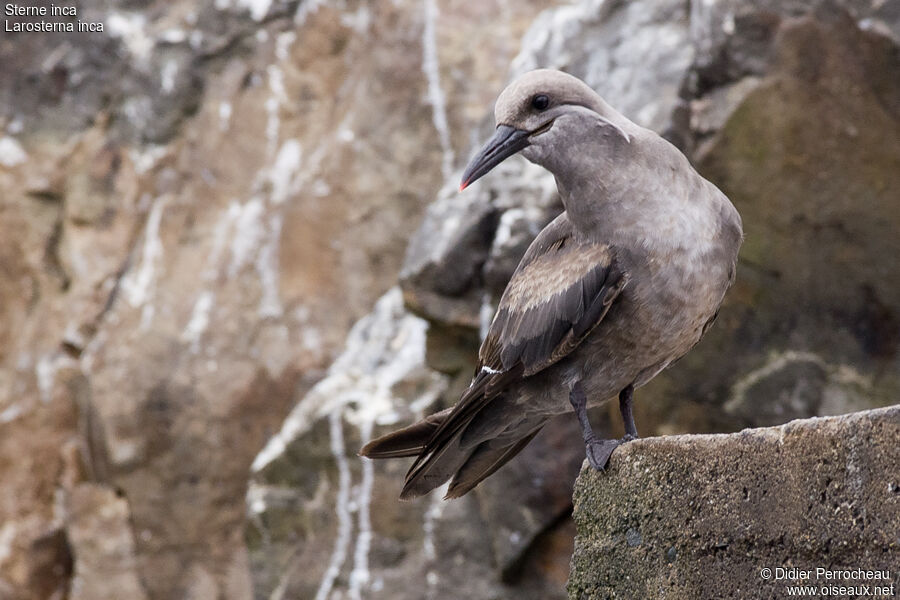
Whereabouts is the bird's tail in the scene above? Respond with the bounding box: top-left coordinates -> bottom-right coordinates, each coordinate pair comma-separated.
360,391 -> 543,500
443,428 -> 542,499
360,406 -> 474,499
359,407 -> 453,459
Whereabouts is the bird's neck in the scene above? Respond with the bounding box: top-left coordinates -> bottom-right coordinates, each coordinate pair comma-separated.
551,148 -> 639,237
531,111 -> 640,237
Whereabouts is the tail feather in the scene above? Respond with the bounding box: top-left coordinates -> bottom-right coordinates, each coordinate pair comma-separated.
445,427 -> 543,499
397,374 -> 498,499
359,408 -> 452,459
399,435 -> 472,500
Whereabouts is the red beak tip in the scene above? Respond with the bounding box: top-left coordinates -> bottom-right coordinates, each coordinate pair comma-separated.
459,181 -> 469,192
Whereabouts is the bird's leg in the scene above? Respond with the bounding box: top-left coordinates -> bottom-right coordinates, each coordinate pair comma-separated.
569,382 -> 622,471
619,384 -> 639,441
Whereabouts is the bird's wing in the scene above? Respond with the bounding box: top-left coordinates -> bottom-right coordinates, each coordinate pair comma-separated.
479,214 -> 628,377
399,215 -> 627,498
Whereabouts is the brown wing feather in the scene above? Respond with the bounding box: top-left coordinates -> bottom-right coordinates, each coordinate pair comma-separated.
480,224 -> 626,376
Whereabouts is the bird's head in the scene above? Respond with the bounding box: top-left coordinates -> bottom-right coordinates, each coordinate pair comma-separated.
459,69 -> 631,191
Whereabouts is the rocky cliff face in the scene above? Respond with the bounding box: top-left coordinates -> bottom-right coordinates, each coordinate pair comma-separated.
0,0 -> 552,597
0,0 -> 898,599
248,0 -> 900,599
568,406 -> 900,599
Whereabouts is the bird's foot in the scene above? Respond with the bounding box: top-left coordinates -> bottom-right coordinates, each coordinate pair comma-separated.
584,435 -> 636,471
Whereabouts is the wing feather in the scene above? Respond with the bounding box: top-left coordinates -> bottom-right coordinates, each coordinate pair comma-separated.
481,226 -> 626,376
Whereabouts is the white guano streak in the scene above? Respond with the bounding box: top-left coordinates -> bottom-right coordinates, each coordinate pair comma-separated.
270,139 -> 302,205
0,136 -> 27,167
256,212 -> 283,318
36,355 -> 59,404
314,409 -> 353,600
122,197 -> 167,328
0,404 -> 25,424
422,0 -> 454,180
183,291 -> 214,351
0,522 -> 17,567
218,102 -> 232,131
160,59 -> 178,94
214,0 -> 271,21
231,39 -> 297,321
348,419 -> 374,600
295,0 -> 325,25
479,293 -> 495,342
228,198 -> 265,277
239,0 -> 271,21
182,202 -> 240,349
422,486 -> 447,561
106,12 -> 154,61
422,483 -> 449,594
266,65 -> 287,156
255,138 -> 302,318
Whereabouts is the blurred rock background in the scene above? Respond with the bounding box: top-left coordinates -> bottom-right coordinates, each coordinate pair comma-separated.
0,0 -> 897,599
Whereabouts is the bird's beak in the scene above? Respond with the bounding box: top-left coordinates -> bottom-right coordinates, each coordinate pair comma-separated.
459,125 -> 530,191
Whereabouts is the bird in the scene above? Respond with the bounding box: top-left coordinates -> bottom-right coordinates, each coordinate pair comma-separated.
359,69 -> 743,500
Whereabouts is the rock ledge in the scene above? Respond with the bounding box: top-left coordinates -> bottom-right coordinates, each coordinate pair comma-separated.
569,406 -> 900,599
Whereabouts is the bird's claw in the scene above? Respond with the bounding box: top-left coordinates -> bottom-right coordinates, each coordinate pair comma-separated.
584,436 -> 636,471
585,438 -> 621,471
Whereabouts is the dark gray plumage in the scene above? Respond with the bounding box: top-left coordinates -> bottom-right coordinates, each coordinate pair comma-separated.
360,69 -> 743,500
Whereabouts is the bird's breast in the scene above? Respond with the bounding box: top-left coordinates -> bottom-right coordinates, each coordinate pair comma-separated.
617,227 -> 736,366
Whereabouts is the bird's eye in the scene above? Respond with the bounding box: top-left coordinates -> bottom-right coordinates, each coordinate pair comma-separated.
531,94 -> 550,111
